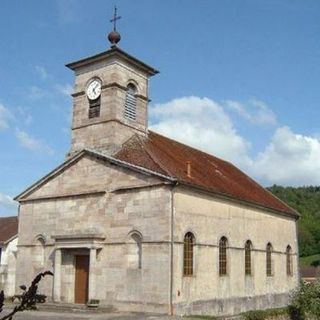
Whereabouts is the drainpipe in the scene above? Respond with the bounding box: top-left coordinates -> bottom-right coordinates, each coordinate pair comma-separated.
169,183 -> 177,315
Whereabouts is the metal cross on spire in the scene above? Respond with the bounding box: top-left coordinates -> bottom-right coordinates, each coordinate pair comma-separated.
110,6 -> 121,32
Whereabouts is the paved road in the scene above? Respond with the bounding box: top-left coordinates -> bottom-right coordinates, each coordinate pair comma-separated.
3,310 -> 192,320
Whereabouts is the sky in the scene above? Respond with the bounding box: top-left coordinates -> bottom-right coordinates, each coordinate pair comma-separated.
1,0 -> 320,216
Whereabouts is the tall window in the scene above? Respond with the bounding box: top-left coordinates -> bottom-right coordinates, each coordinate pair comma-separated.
124,83 -> 137,121
245,240 -> 252,275
286,245 -> 293,276
266,243 -> 273,276
33,237 -> 45,266
127,232 -> 142,269
183,232 -> 194,276
219,237 -> 228,276
88,97 -> 101,118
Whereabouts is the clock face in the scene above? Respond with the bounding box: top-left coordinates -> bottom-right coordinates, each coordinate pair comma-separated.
86,79 -> 102,100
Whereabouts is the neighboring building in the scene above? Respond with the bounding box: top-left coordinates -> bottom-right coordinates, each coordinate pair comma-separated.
14,25 -> 299,317
0,216 -> 18,297
300,266 -> 320,283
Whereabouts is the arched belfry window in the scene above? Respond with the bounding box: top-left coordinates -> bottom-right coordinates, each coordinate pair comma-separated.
124,83 -> 137,121
127,232 -> 142,269
286,245 -> 293,276
266,243 -> 273,276
183,232 -> 195,276
219,236 -> 228,276
245,240 -> 252,275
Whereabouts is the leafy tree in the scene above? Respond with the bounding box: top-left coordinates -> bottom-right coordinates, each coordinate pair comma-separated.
267,185 -> 320,257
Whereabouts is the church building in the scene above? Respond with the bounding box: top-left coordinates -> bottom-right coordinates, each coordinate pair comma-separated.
14,17 -> 299,317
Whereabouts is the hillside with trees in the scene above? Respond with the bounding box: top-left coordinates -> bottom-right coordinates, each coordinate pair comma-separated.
267,185 -> 320,260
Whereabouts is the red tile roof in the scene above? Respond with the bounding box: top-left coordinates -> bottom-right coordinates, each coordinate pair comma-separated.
115,131 -> 298,217
0,216 -> 18,244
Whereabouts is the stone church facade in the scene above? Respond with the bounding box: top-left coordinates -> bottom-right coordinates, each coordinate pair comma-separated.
15,31 -> 299,317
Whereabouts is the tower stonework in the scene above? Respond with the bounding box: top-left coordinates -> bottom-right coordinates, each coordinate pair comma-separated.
66,47 -> 158,156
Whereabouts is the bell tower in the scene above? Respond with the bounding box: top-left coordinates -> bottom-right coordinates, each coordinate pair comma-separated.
66,9 -> 158,156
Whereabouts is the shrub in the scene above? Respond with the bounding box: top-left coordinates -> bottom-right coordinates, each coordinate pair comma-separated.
241,307 -> 289,320
289,280 -> 320,320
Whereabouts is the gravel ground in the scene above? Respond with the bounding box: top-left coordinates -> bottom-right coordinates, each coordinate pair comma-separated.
2,309 -> 193,320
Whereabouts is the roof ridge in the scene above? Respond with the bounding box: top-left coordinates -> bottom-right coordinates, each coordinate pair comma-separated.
136,134 -> 175,178
119,134 -> 169,176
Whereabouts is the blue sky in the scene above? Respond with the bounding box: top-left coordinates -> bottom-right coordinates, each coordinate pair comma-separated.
1,0 -> 320,216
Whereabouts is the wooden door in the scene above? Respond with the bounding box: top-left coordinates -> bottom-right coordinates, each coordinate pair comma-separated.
74,255 -> 89,304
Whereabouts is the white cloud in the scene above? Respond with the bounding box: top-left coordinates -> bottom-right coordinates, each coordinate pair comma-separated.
17,107 -> 33,126
28,86 -> 46,100
252,127 -> 320,186
226,99 -> 277,126
35,65 -> 48,80
56,84 -> 73,97
15,128 -> 54,155
0,193 -> 18,216
150,96 -> 320,187
0,104 -> 13,131
56,0 -> 79,24
150,96 -> 252,168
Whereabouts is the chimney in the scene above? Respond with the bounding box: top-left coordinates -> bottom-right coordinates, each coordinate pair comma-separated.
186,161 -> 192,178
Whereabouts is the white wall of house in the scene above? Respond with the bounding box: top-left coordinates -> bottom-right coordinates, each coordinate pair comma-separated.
0,237 -> 18,296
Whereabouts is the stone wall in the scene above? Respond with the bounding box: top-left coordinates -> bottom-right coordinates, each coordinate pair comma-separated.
70,57 -> 150,155
16,153 -> 172,312
171,187 -> 299,316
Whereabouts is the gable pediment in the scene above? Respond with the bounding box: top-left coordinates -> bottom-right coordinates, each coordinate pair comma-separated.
15,150 -> 173,202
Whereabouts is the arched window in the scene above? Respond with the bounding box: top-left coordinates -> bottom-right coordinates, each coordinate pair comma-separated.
33,237 -> 45,266
266,243 -> 273,276
124,83 -> 137,121
219,237 -> 228,276
127,232 -> 142,269
245,240 -> 252,275
183,232 -> 194,276
286,245 -> 293,276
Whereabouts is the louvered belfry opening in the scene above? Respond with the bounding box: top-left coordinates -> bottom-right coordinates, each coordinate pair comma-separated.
124,83 -> 137,121
88,97 -> 101,118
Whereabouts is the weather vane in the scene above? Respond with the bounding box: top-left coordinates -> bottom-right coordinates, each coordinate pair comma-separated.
110,6 -> 121,32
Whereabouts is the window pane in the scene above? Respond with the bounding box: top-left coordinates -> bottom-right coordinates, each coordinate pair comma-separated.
286,246 -> 292,276
245,241 -> 252,275
183,232 -> 194,276
219,237 -> 227,276
266,243 -> 272,276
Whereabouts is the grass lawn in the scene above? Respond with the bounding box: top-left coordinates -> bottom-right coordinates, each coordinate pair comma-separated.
300,254 -> 320,266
